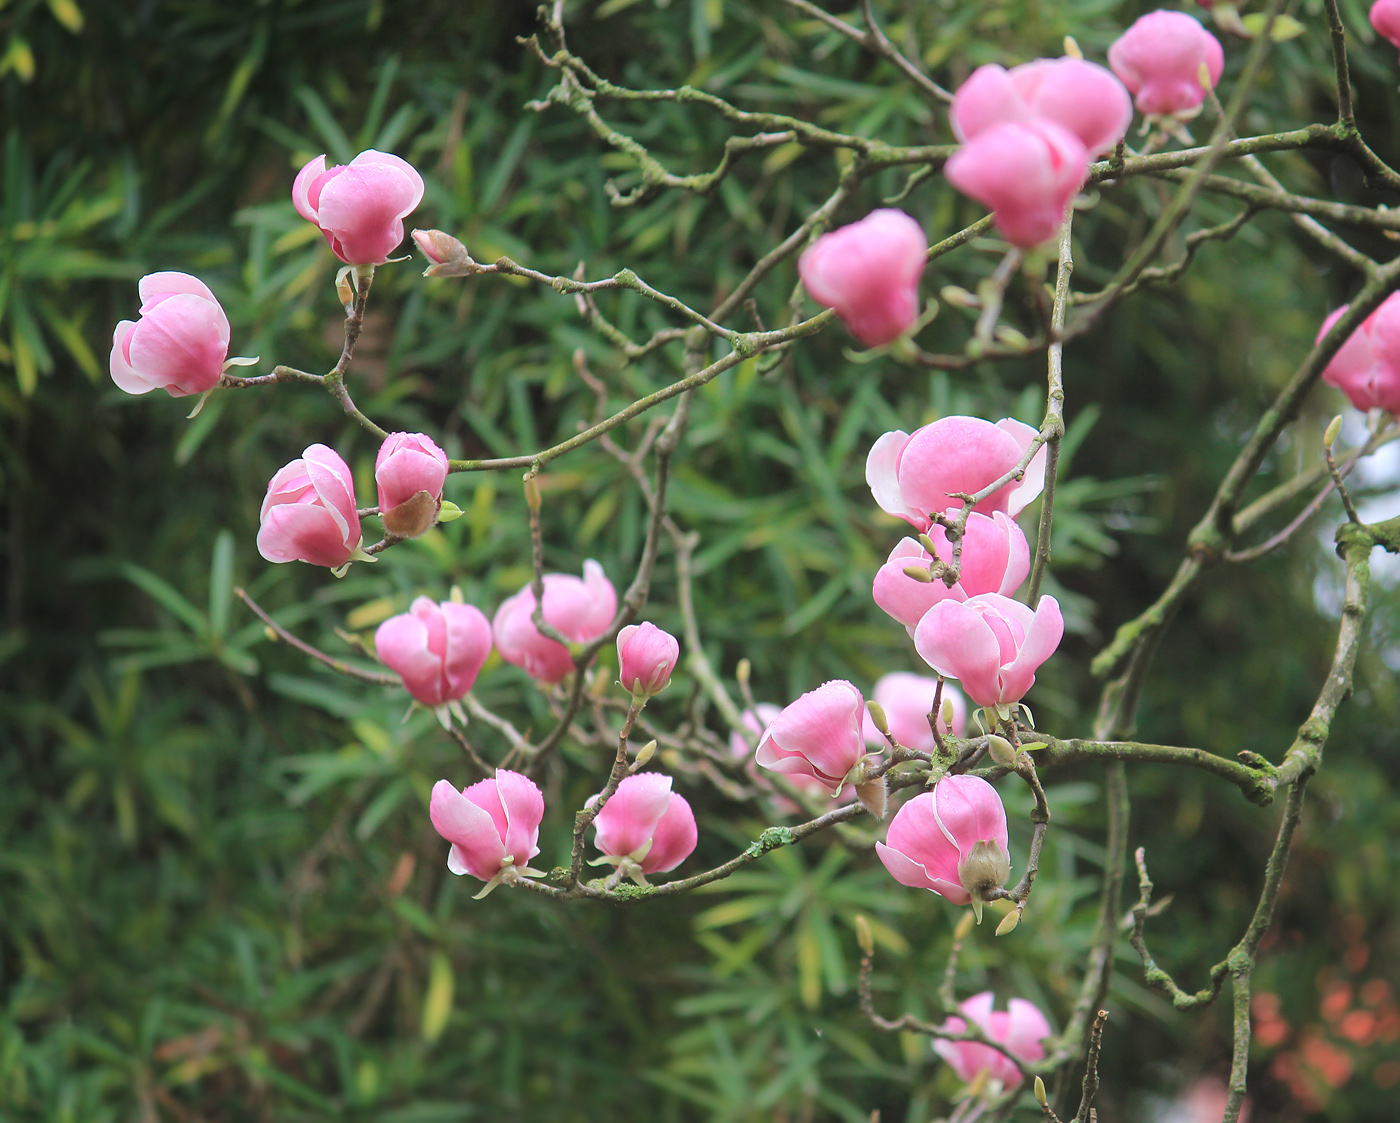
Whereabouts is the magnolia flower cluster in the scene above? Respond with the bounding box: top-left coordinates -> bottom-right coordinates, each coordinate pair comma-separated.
428,768 -> 697,894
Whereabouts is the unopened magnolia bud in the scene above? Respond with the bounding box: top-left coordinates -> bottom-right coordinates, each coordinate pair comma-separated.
855,914 -> 874,956
1197,60 -> 1213,90
1063,34 -> 1083,59
986,735 -> 1018,767
995,907 -> 1022,936
940,284 -> 978,308
902,564 -> 934,583
916,532 -> 938,554
413,228 -> 478,277
736,657 -> 751,686
941,698 -> 956,733
866,700 -> 890,738
1324,415 -> 1343,449
523,475 -> 542,513
958,839 -> 1011,921
630,739 -> 657,771
1034,1076 -> 1048,1107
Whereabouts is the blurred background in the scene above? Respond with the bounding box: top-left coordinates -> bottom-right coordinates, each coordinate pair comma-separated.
1,0 -> 1398,1118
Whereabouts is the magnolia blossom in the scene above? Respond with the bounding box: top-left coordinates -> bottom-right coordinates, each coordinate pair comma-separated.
1316,297 -> 1400,414
375,432 -> 449,538
591,773 -> 697,880
1109,11 -> 1224,118
861,672 -> 967,751
1374,0 -> 1400,52
616,622 -> 680,698
375,597 -> 492,709
914,592 -> 1063,709
951,58 -> 1132,157
755,680 -> 867,794
257,444 -> 363,569
872,513 -> 1030,631
876,776 -> 1010,912
429,770 -> 545,894
945,120 -> 1088,248
798,209 -> 928,346
293,149 -> 425,266
934,993 -> 1052,1089
109,272 -> 231,398
866,416 -> 1046,533
492,560 -> 618,683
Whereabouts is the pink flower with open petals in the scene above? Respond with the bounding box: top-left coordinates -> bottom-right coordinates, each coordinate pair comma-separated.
945,120 -> 1089,248
492,560 -> 618,683
1316,297 -> 1400,414
257,444 -> 362,569
951,59 -> 1132,157
1109,11 -> 1224,119
866,416 -> 1046,534
109,272 -> 231,398
914,593 -> 1063,708
934,993 -> 1052,1089
591,773 -> 697,876
799,209 -> 928,346
876,775 -> 1010,908
293,149 -> 425,266
872,512 -> 1030,632
375,432 -> 448,539
375,597 -> 492,708
861,672 -> 966,751
429,770 -> 544,890
755,680 -> 867,794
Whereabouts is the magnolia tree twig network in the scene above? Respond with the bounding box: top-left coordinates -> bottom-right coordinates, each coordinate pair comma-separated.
105,0 -> 1400,1118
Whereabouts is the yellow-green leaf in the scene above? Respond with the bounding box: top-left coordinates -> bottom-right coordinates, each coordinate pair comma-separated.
421,950 -> 454,1043
48,0 -> 84,32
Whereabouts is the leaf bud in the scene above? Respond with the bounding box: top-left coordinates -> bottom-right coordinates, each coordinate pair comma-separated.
1034,1076 -> 1048,1107
902,564 -> 934,583
1323,414 -> 1343,449
523,474 -> 542,513
866,700 -> 890,738
629,739 -> 657,772
995,907 -> 1022,936
855,914 -> 874,956
986,735 -> 1018,767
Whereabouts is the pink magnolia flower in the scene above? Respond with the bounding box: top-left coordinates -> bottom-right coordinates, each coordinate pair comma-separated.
591,773 -> 697,877
861,672 -> 967,751
257,444 -> 363,569
755,679 -> 867,794
1374,0 -> 1400,51
109,272 -> 231,398
1109,11 -> 1225,118
733,704 -> 858,810
866,416 -> 1046,533
375,597 -> 493,709
375,432 -> 449,539
492,560 -> 618,683
617,621 -> 680,698
945,120 -> 1089,248
951,59 -> 1132,157
429,770 -> 545,893
914,592 -> 1064,708
934,992 -> 1052,1089
799,209 -> 928,346
876,775 -> 1010,909
1316,297 -> 1400,414
872,512 -> 1031,631
293,149 -> 425,266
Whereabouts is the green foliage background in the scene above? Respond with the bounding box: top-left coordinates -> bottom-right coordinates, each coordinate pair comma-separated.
1,0 -> 1398,1119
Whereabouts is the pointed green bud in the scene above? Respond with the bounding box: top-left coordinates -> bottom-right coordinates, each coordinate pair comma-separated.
986,735 -> 1018,767
630,739 -> 657,771
523,475 -> 542,513
902,565 -> 934,583
941,697 -> 956,733
954,911 -> 977,941
1063,35 -> 1082,59
995,907 -> 1021,936
1324,415 -> 1343,449
866,700 -> 890,738
1034,1076 -> 1048,1107
736,658 -> 751,687
855,914 -> 874,956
